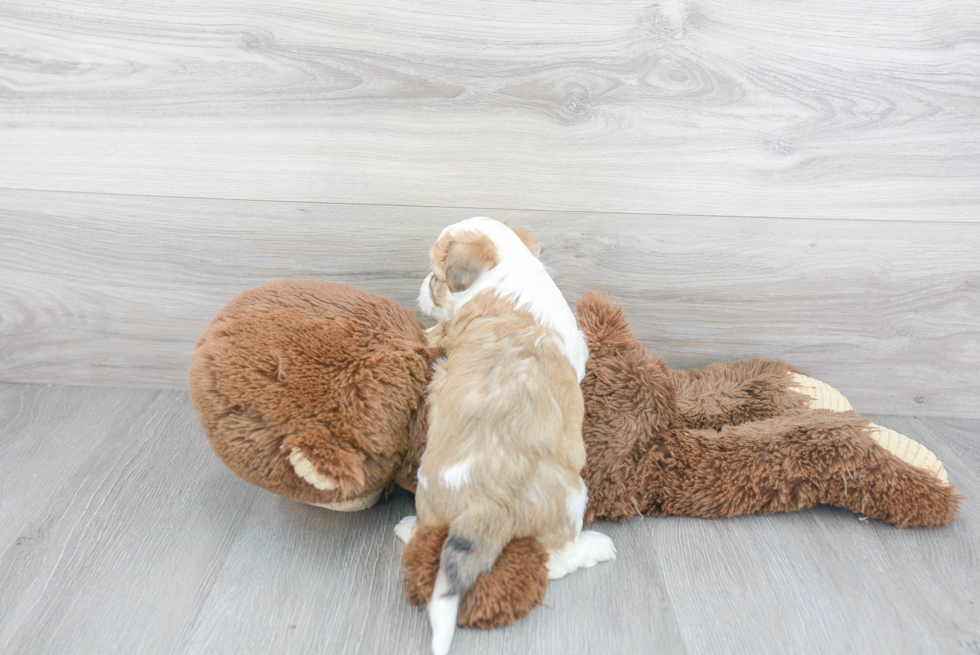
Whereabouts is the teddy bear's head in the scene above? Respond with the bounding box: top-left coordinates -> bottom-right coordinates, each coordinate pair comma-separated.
189,279 -> 433,510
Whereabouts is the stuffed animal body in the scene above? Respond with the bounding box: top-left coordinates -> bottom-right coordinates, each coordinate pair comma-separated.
189,278 -> 961,631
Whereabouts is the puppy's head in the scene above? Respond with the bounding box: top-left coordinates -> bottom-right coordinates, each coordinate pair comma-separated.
418,218 -> 541,321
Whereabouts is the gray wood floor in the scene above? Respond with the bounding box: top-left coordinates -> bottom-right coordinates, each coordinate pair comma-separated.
1,382 -> 977,654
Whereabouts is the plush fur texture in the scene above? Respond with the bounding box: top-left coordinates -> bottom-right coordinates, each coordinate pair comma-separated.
402,525 -> 549,628
188,279 -> 433,507
575,291 -> 961,528
189,280 -> 962,630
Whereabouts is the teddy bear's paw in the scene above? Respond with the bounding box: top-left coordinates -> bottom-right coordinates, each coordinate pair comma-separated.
395,515 -> 417,544
546,530 -> 616,580
789,374 -> 854,412
288,447 -> 339,491
868,423 -> 949,484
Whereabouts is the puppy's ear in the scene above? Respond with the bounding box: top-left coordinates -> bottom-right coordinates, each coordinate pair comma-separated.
510,225 -> 542,258
445,232 -> 499,292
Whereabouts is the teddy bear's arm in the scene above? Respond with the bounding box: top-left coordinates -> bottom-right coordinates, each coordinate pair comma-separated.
789,373 -> 948,482
646,411 -> 960,528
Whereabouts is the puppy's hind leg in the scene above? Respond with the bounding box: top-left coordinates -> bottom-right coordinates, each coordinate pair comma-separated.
546,530 -> 616,580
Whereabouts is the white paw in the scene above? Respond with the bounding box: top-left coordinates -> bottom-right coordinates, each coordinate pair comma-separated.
288,447 -> 339,491
547,530 -> 616,580
395,515 -> 417,544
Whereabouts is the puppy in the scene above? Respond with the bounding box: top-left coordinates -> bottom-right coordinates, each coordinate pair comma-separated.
400,217 -> 615,655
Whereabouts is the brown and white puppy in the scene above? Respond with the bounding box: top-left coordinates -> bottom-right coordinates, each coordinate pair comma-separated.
398,218 -> 615,655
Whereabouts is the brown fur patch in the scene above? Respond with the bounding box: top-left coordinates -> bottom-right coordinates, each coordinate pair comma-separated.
672,358 -> 810,429
188,279 -> 433,506
458,536 -> 549,628
402,526 -> 549,628
574,291 -> 961,528
429,230 -> 500,293
402,524 -> 448,607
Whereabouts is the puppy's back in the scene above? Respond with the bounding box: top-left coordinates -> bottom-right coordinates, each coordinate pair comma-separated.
418,291 -> 585,593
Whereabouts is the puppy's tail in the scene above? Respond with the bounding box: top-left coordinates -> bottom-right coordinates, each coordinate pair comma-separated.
428,516 -> 508,655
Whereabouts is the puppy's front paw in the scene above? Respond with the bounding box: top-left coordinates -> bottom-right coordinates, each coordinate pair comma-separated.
288,447 -> 339,491
395,515 -> 417,544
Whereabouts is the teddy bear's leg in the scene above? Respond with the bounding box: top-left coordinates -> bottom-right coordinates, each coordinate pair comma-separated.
400,524 -> 549,629
654,411 -> 960,528
788,374 -> 949,483
671,358 -> 811,430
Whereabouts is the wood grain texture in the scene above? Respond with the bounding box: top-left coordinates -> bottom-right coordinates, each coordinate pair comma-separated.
0,383 -> 978,653
1,189 -> 978,416
0,384 -> 260,653
1,0 -> 978,219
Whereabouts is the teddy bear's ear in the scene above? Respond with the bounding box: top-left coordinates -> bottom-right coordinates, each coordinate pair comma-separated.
510,225 -> 542,258
445,232 -> 500,292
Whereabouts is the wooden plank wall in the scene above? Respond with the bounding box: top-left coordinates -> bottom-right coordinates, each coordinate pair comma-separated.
1,190 -> 978,416
1,0 -> 978,416
1,0 -> 979,220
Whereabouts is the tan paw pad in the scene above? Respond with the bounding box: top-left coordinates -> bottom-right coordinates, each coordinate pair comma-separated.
868,423 -> 949,484
310,491 -> 382,512
288,447 -> 339,491
789,375 -> 949,484
789,373 -> 854,412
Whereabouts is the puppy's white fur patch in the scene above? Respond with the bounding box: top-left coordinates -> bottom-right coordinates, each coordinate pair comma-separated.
439,458 -> 473,490
546,530 -> 617,580
418,473 -> 429,491
418,272 -> 440,319
394,515 -> 417,545
428,569 -> 459,655
420,217 -> 589,382
566,479 -> 588,535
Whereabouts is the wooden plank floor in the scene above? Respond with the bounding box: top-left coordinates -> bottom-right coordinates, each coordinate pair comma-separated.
1,382 -> 977,654
2,0 -> 979,219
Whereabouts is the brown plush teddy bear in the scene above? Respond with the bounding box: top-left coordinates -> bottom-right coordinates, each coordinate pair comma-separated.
189,279 -> 960,629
